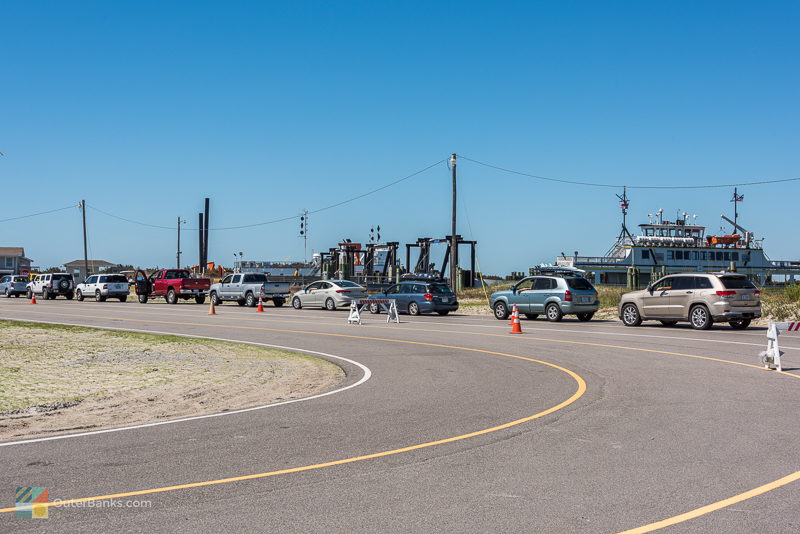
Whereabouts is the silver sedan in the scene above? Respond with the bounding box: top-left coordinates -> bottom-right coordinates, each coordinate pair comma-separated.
291,280 -> 367,311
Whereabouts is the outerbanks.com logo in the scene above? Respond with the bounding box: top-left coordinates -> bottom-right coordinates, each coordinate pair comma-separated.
15,487 -> 48,519
15,487 -> 152,518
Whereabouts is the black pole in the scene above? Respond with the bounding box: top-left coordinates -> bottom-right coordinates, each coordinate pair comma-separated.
203,198 -> 210,270
449,154 -> 457,291
733,187 -> 738,230
81,200 -> 89,279
198,212 -> 204,268
177,216 -> 181,268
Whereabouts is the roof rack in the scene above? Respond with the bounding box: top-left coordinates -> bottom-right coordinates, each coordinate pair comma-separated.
401,272 -> 445,282
530,265 -> 587,278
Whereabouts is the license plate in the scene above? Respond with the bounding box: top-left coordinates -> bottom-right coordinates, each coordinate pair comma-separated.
580,297 -> 591,303
741,295 -> 751,301
441,298 -> 450,303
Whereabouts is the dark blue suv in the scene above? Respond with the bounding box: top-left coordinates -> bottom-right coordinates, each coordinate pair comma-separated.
368,279 -> 458,316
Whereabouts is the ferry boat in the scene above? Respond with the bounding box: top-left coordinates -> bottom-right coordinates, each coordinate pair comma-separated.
555,190 -> 800,287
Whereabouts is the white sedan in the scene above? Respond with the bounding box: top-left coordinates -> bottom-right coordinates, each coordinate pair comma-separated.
291,280 -> 367,311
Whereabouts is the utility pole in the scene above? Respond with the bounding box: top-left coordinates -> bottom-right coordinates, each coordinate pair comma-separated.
449,153 -> 458,292
176,217 -> 186,268
732,187 -> 740,229
80,200 -> 89,278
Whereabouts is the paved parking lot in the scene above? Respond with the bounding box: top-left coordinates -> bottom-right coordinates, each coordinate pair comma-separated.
1,298 -> 799,532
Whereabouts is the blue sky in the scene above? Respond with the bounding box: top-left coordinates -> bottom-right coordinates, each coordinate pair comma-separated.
2,1 -> 798,274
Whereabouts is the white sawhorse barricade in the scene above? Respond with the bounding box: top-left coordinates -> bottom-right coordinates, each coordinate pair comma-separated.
348,299 -> 399,325
760,321 -> 800,372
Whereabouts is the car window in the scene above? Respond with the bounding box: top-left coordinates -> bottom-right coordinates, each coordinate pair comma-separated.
307,282 -> 323,290
533,278 -> 552,290
694,277 -> 713,289
720,276 -> 756,289
653,277 -> 672,290
429,283 -> 453,294
98,276 -> 107,283
85,276 -> 96,284
1,276 -> 7,283
670,277 -> 693,290
221,275 -> 232,284
52,274 -> 71,281
566,278 -> 594,290
165,270 -> 190,279
231,275 -> 242,284
385,285 -> 402,294
319,282 -> 331,289
336,281 -> 360,288
245,274 -> 267,283
107,275 -> 127,283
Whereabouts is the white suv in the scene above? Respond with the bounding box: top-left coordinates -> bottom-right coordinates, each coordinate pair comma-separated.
27,273 -> 75,300
76,274 -> 130,302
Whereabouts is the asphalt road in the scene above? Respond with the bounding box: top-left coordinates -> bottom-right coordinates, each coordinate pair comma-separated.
1,298 -> 799,533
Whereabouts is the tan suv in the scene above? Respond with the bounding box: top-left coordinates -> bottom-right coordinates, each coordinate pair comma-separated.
619,273 -> 761,330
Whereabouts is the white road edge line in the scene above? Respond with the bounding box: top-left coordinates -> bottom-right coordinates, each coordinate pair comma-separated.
0,320 -> 372,448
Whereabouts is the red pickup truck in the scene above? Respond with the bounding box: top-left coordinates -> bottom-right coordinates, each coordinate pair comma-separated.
135,269 -> 211,304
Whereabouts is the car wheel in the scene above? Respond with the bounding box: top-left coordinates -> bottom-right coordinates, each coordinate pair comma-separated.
245,292 -> 256,307
689,305 -> 713,330
545,303 -> 563,322
369,302 -> 380,314
325,298 -> 336,311
138,294 -> 148,304
95,290 -> 105,302
729,318 -> 751,330
493,301 -> 509,320
408,301 -> 420,316
65,291 -> 74,300
524,313 -> 539,320
211,292 -> 222,306
167,289 -> 178,304
42,288 -> 49,300
660,320 -> 678,327
273,298 -> 285,308
26,288 -> 33,299
195,296 -> 206,304
4,288 -> 10,298
119,296 -> 127,302
237,299 -> 246,307
437,310 -> 450,316
292,297 -> 302,310
576,312 -> 594,322
621,303 -> 642,326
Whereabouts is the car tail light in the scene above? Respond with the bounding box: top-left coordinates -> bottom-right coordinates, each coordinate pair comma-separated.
424,293 -> 433,301
564,289 -> 573,302
49,280 -> 53,287
103,284 -> 108,290
754,290 -> 761,296
336,290 -> 350,294
716,290 -> 736,297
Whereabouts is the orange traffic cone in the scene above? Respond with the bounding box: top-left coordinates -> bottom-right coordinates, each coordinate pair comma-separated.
208,298 -> 216,315
30,294 -> 37,304
256,296 -> 265,313
510,308 -> 523,334
509,304 -> 517,326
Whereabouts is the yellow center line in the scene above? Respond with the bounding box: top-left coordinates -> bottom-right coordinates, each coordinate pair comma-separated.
0,312 -> 586,513
2,308 -> 799,531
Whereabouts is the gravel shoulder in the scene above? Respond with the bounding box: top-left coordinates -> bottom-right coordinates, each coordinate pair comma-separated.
0,320 -> 344,441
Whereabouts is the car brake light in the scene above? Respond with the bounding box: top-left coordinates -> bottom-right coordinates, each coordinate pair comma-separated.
103,284 -> 108,290
49,280 -> 53,287
754,290 -> 761,296
424,293 -> 433,301
336,290 -> 350,294
564,289 -> 572,302
716,290 -> 736,297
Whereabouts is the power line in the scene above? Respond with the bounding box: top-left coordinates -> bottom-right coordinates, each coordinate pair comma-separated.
0,204 -> 76,223
460,155 -> 800,190
87,159 -> 447,231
